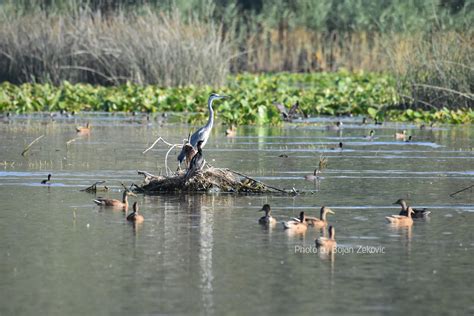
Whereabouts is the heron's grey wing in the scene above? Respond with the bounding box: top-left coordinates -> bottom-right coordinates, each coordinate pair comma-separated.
190,126 -> 207,146
189,125 -> 211,148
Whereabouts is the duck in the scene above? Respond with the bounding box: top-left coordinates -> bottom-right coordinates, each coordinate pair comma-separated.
326,121 -> 343,131
316,225 -> 337,250
225,125 -> 237,137
305,206 -> 335,228
185,140 -> 205,179
93,190 -> 136,209
395,130 -> 407,140
127,201 -> 144,223
282,211 -> 307,234
76,122 -> 91,134
304,168 -> 319,181
405,135 -> 413,143
385,207 -> 414,226
393,199 -> 431,218
258,204 -> 277,226
330,142 -> 343,150
365,130 -> 375,140
41,173 -> 51,184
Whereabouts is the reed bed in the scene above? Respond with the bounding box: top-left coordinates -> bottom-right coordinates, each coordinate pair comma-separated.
0,9 -> 231,86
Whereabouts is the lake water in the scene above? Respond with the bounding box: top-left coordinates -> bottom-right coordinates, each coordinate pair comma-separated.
1,113 -> 473,315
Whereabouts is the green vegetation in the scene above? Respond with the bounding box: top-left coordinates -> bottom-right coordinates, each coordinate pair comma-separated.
1,72 -> 472,124
0,0 -> 472,116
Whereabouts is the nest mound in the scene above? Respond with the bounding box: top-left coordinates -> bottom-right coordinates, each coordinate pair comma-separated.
136,167 -> 283,194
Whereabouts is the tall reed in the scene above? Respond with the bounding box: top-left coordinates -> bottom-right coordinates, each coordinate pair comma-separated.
0,8 -> 231,86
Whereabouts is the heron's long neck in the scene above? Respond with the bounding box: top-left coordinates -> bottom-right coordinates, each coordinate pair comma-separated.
206,98 -> 215,129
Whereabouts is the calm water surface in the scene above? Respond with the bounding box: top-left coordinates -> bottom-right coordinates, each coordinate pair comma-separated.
0,113 -> 473,315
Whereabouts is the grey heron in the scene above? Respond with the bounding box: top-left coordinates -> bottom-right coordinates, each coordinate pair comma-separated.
177,93 -> 228,165
185,140 -> 205,179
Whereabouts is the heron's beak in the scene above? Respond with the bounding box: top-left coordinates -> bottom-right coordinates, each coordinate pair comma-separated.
327,209 -> 335,214
392,202 -> 398,205
219,95 -> 230,99
129,192 -> 137,197
258,208 -> 264,212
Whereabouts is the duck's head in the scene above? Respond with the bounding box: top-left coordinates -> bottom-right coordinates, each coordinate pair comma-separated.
369,130 -> 375,136
133,201 -> 139,213
336,121 -> 343,127
259,204 -> 271,214
47,174 -> 51,181
393,199 -> 407,208
320,206 -> 335,217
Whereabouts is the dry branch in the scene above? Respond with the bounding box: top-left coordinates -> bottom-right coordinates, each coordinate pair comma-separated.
21,135 -> 44,156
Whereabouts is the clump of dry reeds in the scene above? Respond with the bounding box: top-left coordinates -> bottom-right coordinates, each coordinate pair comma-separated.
387,32 -> 473,109
0,8 -> 231,86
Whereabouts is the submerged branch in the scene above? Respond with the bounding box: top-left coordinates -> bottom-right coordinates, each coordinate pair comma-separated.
21,135 -> 45,156
450,184 -> 474,197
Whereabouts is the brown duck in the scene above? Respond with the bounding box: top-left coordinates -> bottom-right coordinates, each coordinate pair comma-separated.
127,201 -> 144,223
305,206 -> 335,228
385,207 -> 414,226
93,190 -> 136,209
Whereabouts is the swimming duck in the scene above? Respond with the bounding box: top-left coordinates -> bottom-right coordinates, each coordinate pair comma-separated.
305,206 -> 335,228
282,211 -> 307,234
365,130 -> 375,140
76,122 -> 91,134
127,201 -> 144,223
385,207 -> 414,226
304,169 -> 319,181
326,121 -> 343,131
93,190 -> 136,209
41,174 -> 51,184
316,225 -> 337,250
393,199 -> 431,218
258,204 -> 277,226
185,140 -> 205,179
395,130 -> 407,140
225,125 -> 237,137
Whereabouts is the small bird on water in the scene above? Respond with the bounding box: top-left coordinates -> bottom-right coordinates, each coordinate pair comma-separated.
127,201 -> 144,223
393,199 -> 431,218
258,204 -> 277,226
41,174 -> 52,184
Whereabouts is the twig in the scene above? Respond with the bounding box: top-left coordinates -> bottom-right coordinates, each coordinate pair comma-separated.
137,170 -> 158,178
21,135 -> 45,156
450,184 -> 474,197
66,137 -> 80,146
225,168 -> 290,194
412,84 -> 473,100
142,136 -> 179,154
80,180 -> 106,192
142,135 -> 185,176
